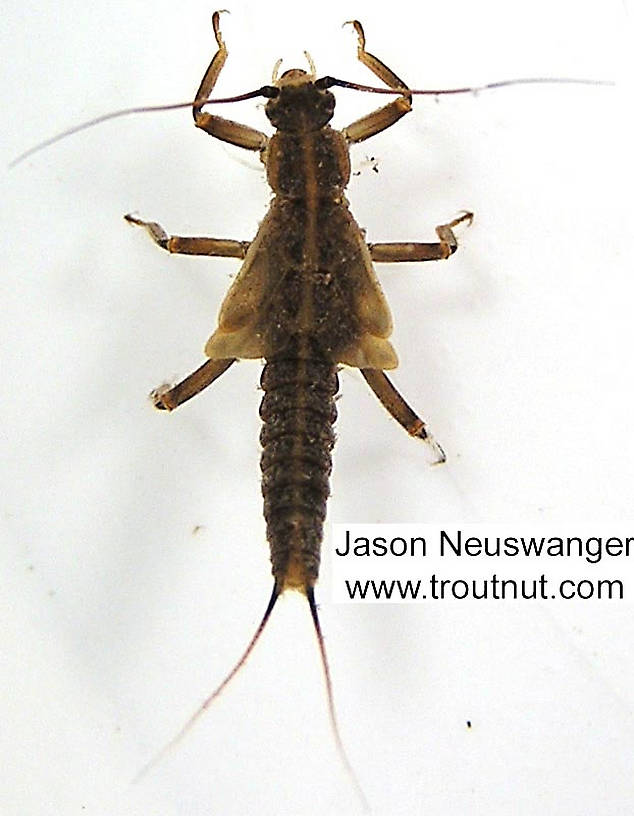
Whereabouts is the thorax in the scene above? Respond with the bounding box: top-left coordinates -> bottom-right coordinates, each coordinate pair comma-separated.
263,127 -> 351,200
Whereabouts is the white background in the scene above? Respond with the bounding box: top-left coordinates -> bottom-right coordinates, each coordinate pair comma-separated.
2,1 -> 633,814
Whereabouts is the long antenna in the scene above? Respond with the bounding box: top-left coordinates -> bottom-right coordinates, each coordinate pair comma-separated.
322,75 -> 615,96
8,87 -> 272,167
10,75 -> 613,168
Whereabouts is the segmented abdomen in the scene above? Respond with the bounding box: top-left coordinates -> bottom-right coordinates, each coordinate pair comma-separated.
259,352 -> 338,591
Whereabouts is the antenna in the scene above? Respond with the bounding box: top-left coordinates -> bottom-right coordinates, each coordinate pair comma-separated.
10,76 -> 613,168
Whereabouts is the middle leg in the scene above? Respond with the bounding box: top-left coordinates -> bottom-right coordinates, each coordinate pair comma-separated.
125,214 -> 250,259
369,212 -> 473,263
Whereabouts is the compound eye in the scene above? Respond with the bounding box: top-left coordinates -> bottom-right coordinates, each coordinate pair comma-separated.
314,76 -> 337,90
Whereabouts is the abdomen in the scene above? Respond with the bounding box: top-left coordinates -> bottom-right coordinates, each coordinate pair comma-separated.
259,345 -> 338,591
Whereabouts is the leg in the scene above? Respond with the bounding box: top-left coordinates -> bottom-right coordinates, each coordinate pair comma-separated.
341,20 -> 412,144
192,11 -> 268,151
152,358 -> 235,411
360,369 -> 446,464
125,214 -> 250,259
369,212 -> 473,262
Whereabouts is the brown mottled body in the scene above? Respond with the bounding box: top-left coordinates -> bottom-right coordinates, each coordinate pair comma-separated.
201,72 -> 401,593
260,353 -> 337,590
126,13 -> 471,803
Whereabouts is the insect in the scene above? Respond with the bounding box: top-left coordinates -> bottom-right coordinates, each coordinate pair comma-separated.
121,11 -> 473,793
7,9 -> 616,812
114,12 -> 478,800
